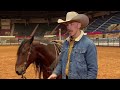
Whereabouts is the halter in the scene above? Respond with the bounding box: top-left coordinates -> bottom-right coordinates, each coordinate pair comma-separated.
21,44 -> 32,79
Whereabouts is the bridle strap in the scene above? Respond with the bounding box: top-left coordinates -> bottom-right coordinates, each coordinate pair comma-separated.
21,44 -> 32,79
24,44 -> 32,67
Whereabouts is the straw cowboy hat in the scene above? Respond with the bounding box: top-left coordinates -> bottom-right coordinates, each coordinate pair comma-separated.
57,11 -> 89,28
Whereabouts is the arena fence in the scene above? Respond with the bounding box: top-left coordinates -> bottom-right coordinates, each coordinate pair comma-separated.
0,36 -> 120,47
91,37 -> 120,47
0,36 -> 19,45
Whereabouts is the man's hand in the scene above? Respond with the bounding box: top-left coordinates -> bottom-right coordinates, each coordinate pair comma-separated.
48,73 -> 57,79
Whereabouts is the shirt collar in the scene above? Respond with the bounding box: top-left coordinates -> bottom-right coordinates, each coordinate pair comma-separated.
66,30 -> 85,42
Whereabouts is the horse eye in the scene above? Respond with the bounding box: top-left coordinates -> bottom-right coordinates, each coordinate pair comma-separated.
22,48 -> 27,53
22,50 -> 26,54
26,48 -> 30,51
22,48 -> 26,52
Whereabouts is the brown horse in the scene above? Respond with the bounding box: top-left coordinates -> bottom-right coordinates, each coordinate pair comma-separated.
15,36 -> 62,79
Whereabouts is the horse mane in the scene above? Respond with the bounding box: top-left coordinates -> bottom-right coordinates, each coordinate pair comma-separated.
33,61 -> 41,78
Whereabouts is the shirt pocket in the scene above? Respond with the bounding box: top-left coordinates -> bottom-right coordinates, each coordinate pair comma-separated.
73,48 -> 87,65
73,48 -> 88,78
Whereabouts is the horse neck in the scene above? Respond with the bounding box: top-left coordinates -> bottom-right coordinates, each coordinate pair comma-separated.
34,42 -> 56,67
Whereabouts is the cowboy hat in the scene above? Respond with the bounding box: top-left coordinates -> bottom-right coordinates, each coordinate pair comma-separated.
57,11 -> 89,28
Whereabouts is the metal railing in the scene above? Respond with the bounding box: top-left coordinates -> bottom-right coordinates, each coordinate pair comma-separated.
91,37 -> 120,47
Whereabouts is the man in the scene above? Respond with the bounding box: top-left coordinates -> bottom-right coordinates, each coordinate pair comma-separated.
48,11 -> 98,79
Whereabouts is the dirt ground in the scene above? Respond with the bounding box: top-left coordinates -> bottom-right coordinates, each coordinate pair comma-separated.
0,45 -> 120,79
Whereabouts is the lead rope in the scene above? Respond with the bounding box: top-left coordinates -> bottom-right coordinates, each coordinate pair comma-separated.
54,43 -> 58,67
49,43 -> 59,71
21,74 -> 27,79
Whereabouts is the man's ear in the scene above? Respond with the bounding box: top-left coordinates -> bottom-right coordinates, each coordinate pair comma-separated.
77,22 -> 81,29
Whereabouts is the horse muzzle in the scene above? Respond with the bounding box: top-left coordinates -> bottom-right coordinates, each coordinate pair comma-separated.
15,65 -> 26,75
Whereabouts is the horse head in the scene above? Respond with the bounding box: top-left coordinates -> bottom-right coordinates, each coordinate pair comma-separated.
15,36 -> 34,76
15,36 -> 62,79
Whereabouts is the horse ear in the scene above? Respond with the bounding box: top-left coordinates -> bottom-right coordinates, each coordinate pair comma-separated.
30,36 -> 34,44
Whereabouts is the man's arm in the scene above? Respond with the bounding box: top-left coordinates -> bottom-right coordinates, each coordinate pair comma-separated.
86,42 -> 98,79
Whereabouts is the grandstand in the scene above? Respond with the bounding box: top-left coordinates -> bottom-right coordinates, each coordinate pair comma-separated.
0,11 -> 120,46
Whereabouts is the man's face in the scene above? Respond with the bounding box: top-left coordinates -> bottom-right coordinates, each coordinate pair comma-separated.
65,21 -> 81,36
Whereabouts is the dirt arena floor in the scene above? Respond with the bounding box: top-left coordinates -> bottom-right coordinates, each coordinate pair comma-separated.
0,45 -> 120,79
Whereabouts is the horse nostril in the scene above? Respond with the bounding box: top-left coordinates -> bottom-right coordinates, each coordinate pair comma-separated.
16,71 -> 18,74
16,71 -> 21,75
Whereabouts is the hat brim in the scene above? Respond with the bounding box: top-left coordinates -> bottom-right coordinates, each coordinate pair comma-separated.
57,14 -> 82,23
57,14 -> 89,28
57,19 -> 70,23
